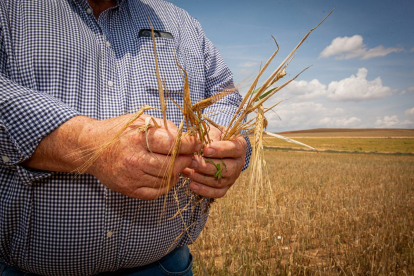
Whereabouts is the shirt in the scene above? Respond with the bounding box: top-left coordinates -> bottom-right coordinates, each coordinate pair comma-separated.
0,0 -> 250,275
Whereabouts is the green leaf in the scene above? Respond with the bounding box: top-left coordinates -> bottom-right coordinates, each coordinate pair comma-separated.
255,87 -> 278,102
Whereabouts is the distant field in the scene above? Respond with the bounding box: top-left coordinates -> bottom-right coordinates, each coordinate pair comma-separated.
252,129 -> 414,154
277,128 -> 414,138
262,137 -> 414,153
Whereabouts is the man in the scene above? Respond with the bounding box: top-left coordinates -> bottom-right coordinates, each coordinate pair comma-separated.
0,0 -> 250,275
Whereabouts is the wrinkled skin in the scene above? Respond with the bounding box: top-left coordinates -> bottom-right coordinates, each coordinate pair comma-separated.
81,115 -> 201,200
25,114 -> 246,200
182,126 -> 247,198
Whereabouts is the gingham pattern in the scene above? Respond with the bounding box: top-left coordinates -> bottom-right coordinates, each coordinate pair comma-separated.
0,0 -> 251,275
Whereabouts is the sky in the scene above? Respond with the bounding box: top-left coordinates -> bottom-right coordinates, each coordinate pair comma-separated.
168,0 -> 414,132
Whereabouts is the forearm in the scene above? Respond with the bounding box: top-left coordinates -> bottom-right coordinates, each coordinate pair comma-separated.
23,116 -> 95,173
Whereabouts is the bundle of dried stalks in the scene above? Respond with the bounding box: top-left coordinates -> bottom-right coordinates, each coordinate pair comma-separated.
78,9 -> 333,232
78,9 -> 332,196
74,12 -> 333,273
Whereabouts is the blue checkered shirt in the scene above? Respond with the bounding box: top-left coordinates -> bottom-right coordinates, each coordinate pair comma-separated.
0,0 -> 250,275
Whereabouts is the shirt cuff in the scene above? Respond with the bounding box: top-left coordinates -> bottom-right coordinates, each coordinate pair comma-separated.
1,90 -> 80,184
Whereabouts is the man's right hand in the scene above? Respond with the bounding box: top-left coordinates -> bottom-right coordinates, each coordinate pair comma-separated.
24,114 -> 202,200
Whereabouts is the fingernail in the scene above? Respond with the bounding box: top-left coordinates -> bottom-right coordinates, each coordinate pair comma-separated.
182,168 -> 192,176
189,159 -> 198,169
205,147 -> 216,156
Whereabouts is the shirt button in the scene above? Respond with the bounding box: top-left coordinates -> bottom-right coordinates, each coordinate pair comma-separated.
106,41 -> 111,47
107,81 -> 114,87
2,156 -> 10,163
107,231 -> 114,238
86,8 -> 92,14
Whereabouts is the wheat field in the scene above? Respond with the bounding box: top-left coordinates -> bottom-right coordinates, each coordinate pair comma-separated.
262,137 -> 414,154
190,149 -> 414,275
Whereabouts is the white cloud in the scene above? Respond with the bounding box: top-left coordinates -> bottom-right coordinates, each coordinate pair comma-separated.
405,108 -> 414,116
360,45 -> 403,60
281,79 -> 327,99
320,35 -> 403,60
281,68 -> 395,102
320,35 -> 365,59
375,115 -> 413,128
326,68 -> 396,102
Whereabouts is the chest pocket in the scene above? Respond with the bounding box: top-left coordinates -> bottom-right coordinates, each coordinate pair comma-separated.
136,37 -> 184,94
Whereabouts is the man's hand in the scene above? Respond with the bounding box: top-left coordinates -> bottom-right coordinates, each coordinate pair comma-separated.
24,114 -> 201,200
182,126 -> 247,198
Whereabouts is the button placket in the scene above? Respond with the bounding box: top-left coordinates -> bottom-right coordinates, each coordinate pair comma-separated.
98,24 -> 126,118
101,189 -> 125,272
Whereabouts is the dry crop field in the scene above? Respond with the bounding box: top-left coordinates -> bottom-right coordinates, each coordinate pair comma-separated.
263,137 -> 414,154
278,128 -> 414,138
190,129 -> 414,275
262,129 -> 414,154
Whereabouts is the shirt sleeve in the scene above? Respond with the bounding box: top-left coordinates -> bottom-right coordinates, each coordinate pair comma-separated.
0,75 -> 80,184
193,19 -> 252,170
0,21 -> 79,184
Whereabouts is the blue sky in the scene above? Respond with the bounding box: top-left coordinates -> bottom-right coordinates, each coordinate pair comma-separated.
168,0 -> 414,132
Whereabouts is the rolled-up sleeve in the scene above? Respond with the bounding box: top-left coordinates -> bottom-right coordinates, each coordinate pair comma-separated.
0,75 -> 80,183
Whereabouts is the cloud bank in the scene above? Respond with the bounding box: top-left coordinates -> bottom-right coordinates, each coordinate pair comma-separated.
281,68 -> 396,102
320,35 -> 403,60
265,101 -> 413,131
261,69 -> 409,131
265,101 -> 363,131
375,116 -> 413,128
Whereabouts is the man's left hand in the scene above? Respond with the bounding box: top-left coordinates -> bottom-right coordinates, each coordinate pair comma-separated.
182,126 -> 247,198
